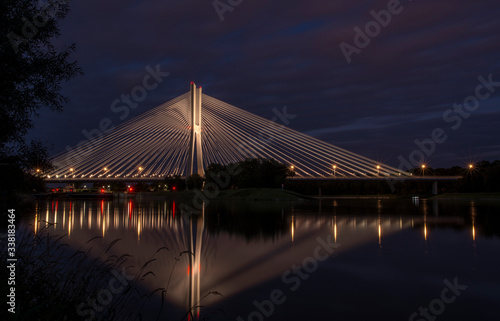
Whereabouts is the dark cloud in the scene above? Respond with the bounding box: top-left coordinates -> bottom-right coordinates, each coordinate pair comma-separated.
29,0 -> 500,167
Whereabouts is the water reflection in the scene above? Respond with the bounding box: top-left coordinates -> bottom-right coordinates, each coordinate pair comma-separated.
27,198 -> 499,320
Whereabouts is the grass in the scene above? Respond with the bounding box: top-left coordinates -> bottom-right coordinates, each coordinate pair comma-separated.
0,223 -> 220,321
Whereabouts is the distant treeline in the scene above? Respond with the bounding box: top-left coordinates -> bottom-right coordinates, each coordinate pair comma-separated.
193,158 -> 290,190
86,158 -> 290,193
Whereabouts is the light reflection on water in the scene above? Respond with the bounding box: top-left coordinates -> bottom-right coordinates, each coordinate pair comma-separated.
26,198 -> 500,320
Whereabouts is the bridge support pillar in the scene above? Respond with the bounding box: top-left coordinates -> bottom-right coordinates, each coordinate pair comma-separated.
432,181 -> 438,195
187,82 -> 204,177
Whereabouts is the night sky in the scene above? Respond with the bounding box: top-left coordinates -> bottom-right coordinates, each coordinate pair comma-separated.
29,0 -> 500,168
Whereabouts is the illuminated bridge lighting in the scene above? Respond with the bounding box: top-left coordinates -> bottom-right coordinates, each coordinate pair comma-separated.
45,84 -> 413,180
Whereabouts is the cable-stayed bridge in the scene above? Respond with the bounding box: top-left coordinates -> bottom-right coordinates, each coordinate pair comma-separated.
45,83 -> 439,182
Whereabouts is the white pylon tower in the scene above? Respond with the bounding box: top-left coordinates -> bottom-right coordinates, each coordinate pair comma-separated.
186,82 -> 204,177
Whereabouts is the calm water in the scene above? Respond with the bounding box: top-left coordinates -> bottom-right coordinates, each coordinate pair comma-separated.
25,197 -> 500,321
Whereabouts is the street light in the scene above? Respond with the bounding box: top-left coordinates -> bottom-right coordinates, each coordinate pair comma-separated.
468,164 -> 474,169
333,165 -> 337,177
376,165 -> 380,176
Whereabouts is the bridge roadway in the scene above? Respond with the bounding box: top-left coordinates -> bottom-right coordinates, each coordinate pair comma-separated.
45,175 -> 463,183
289,176 -> 463,181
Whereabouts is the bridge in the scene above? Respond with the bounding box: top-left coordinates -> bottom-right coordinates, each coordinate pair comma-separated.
43,83 -> 460,186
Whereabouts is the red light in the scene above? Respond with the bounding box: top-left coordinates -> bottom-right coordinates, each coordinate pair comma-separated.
51,189 -> 55,192
172,186 -> 176,191
129,187 -> 133,192
70,188 -> 73,192
101,189 -> 105,193
56,188 -> 59,192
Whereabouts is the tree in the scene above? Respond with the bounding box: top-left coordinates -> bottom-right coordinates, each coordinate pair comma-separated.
205,163 -> 230,188
134,181 -> 151,192
186,173 -> 204,190
0,0 -> 82,205
209,158 -> 289,189
164,175 -> 185,191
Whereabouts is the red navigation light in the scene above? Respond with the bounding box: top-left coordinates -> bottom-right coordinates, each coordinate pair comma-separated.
51,189 -> 55,192
56,188 -> 60,192
172,186 -> 176,191
129,187 -> 133,192
70,188 -> 73,192
100,189 -> 105,193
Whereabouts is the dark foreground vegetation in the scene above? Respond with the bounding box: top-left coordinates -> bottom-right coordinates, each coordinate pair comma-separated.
1,0 -> 81,214
0,224 -> 218,321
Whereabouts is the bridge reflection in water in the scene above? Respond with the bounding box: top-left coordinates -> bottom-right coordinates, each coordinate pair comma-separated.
30,198 -> 477,319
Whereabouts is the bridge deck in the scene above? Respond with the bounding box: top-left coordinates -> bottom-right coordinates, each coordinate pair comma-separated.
45,175 -> 462,182
289,176 -> 462,181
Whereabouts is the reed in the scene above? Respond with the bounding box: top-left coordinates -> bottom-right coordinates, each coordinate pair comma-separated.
0,222 -> 170,321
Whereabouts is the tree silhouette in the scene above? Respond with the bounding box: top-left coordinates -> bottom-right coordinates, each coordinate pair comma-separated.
1,0 -> 82,206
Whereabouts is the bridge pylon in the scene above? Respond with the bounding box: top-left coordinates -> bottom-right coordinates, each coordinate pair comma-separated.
186,82 -> 204,177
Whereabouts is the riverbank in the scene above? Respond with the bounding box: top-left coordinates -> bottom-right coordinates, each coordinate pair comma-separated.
430,192 -> 500,200
141,188 -> 312,201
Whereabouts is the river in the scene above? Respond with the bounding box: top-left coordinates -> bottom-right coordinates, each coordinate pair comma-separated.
23,196 -> 500,321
